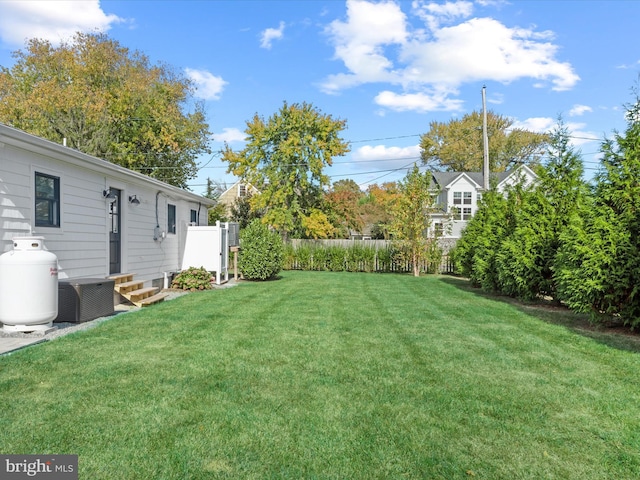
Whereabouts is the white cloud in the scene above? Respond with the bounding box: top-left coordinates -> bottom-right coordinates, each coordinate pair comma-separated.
374,90 -> 464,112
185,68 -> 227,100
616,60 -> 640,69
212,128 -> 246,143
512,118 -> 600,147
260,21 -> 285,49
346,143 -> 421,187
322,0 -> 579,112
565,122 -> 601,147
321,0 -> 408,93
400,18 -> 578,90
352,144 -> 421,163
511,117 -> 555,134
0,0 -> 124,46
411,0 -> 474,30
569,104 -> 593,116
487,92 -> 504,105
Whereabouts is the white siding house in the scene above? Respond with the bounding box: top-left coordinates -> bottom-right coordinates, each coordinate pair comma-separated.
0,123 -> 215,287
429,165 -> 537,240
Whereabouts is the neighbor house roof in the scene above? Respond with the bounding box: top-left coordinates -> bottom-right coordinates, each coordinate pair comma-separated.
430,165 -> 536,190
430,171 -> 511,190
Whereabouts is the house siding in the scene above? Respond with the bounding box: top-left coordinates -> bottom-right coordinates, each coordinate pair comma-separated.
430,167 -> 537,240
218,181 -> 258,216
0,124 -> 214,286
497,167 -> 537,193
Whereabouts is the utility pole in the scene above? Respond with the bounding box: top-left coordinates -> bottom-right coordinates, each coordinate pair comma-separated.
482,85 -> 489,191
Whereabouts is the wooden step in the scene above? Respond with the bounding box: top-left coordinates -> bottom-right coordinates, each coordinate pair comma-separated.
128,287 -> 159,303
136,292 -> 169,307
114,280 -> 144,295
108,274 -> 168,309
108,273 -> 135,285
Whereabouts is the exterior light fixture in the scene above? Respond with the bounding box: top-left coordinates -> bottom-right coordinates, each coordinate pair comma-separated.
129,195 -> 140,205
103,188 -> 117,200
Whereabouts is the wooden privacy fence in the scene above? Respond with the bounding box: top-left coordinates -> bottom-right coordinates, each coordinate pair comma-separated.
284,239 -> 456,275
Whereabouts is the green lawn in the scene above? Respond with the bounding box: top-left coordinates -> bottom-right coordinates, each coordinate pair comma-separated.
1,271 -> 640,479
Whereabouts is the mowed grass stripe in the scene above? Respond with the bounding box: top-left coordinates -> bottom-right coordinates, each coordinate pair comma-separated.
0,271 -> 639,479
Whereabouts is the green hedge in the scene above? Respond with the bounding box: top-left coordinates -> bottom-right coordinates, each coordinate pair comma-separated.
283,242 -> 448,274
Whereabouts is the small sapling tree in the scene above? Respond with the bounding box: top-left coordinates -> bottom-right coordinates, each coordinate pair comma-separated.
390,165 -> 441,277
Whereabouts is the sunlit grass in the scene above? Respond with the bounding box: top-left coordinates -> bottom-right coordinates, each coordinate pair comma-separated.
1,271 -> 639,479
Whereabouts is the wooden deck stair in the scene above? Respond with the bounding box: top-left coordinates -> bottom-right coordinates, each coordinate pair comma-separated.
108,273 -> 168,307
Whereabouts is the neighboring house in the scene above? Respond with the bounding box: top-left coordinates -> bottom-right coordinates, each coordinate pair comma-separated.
0,123 -> 215,287
429,165 -> 537,241
217,180 -> 259,216
349,225 -> 374,240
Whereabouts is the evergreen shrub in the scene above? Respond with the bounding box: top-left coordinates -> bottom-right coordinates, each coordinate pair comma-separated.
239,220 -> 284,280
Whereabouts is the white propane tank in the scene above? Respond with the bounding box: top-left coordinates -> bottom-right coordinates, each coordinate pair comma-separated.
0,237 -> 59,332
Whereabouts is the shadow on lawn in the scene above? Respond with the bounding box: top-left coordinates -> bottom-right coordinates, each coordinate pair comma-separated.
437,275 -> 640,354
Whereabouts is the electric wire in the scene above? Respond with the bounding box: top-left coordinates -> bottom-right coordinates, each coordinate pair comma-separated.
110,130 -> 610,187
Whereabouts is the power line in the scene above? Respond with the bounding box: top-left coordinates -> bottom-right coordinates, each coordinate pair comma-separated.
357,160 -> 419,186
194,155 -> 423,170
94,131 -> 604,170
349,134 -> 422,144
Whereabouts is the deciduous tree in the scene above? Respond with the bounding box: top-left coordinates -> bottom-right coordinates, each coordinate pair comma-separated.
230,193 -> 264,230
420,111 -> 548,172
0,32 -> 210,188
221,101 -> 349,239
360,182 -> 400,239
389,165 -> 440,277
324,179 -> 364,238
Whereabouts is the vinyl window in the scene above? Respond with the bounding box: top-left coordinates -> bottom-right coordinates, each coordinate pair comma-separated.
35,172 -> 60,228
168,204 -> 176,234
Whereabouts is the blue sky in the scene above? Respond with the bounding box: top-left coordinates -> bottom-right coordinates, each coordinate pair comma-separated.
1,0 -> 639,195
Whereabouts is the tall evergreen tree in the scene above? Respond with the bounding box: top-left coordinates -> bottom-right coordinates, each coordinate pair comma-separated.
495,185 -> 551,300
496,120 -> 589,300
453,189 -> 509,290
555,95 -> 640,326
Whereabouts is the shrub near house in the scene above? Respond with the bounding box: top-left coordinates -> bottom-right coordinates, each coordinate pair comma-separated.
239,220 -> 284,280
171,267 -> 214,291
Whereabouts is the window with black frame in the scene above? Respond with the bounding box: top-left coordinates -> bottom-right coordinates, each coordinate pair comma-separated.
168,204 -> 176,234
35,172 -> 60,227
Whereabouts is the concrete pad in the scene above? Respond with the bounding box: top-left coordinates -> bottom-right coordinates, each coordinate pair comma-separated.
0,337 -> 44,355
